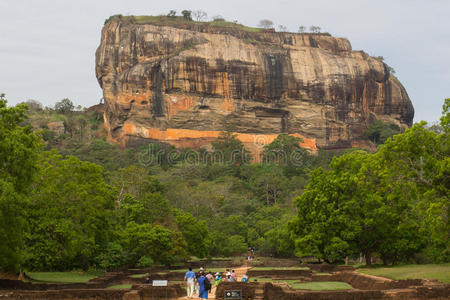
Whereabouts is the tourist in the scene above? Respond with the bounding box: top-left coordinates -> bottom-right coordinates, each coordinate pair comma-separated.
231,270 -> 237,281
184,267 -> 196,299
194,267 -> 204,294
206,272 -> 214,294
145,277 -> 150,284
197,272 -> 209,299
215,272 -> 222,286
241,274 -> 248,283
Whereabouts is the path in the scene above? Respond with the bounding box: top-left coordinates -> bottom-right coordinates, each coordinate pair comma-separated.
178,263 -> 250,299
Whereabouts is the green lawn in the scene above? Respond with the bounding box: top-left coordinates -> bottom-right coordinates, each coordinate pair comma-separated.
27,271 -> 104,283
129,273 -> 148,278
106,284 -> 132,289
291,281 -> 352,290
313,272 -> 331,275
357,264 -> 450,284
250,267 -> 309,271
252,277 -> 351,290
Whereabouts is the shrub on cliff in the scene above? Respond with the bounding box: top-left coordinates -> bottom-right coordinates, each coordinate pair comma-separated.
181,10 -> 192,20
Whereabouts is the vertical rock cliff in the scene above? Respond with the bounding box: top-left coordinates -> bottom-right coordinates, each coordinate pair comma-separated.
95,17 -> 414,153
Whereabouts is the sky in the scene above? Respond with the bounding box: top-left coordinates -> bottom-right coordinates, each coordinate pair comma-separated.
0,0 -> 449,123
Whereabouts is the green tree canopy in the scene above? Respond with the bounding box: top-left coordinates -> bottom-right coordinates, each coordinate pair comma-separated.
54,98 -> 74,114
363,120 -> 401,145
24,151 -> 117,270
0,95 -> 42,272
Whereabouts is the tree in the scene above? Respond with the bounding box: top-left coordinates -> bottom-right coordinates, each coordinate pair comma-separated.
54,98 -> 74,114
290,150 -> 424,265
175,210 -> 210,258
278,25 -> 288,32
441,98 -> 450,132
263,134 -> 307,166
378,121 -> 448,262
363,120 -> 401,145
110,165 -> 165,203
23,99 -> 43,112
211,132 -> 252,165
181,10 -> 192,20
298,26 -> 306,33
119,192 -> 172,226
121,222 -> 180,265
251,166 -> 286,205
24,151 -> 117,270
263,223 -> 295,257
192,10 -> 207,21
258,19 -> 274,29
309,26 -> 321,33
167,10 -> 176,17
0,94 -> 42,272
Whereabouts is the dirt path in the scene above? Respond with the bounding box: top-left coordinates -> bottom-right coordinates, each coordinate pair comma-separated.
178,263 -> 250,299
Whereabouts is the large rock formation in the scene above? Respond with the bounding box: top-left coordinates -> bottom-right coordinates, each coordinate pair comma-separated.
96,17 -> 414,153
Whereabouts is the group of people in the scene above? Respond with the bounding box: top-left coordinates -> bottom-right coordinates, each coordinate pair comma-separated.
184,267 -> 249,299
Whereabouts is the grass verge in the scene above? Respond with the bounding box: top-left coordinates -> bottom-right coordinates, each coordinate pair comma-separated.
357,263 -> 450,284
129,273 -> 148,278
291,281 -> 352,290
106,284 -> 132,289
27,271 -> 104,283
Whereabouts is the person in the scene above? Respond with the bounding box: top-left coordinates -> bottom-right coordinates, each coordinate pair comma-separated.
241,274 -> 248,283
206,272 -> 214,293
197,272 -> 209,299
184,267 -> 196,299
215,272 -> 222,286
145,277 -> 150,284
231,270 -> 237,281
194,267 -> 204,294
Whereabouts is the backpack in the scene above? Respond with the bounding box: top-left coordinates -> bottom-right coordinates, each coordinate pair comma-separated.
203,277 -> 211,290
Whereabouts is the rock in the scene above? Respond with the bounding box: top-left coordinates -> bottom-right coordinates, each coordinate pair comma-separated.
95,18 -> 414,153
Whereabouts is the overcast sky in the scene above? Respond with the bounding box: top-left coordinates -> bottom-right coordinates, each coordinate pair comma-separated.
1,0 -> 449,122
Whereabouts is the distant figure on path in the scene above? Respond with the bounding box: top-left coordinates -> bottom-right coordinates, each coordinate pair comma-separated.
215,272 -> 222,286
231,270 -> 237,281
194,267 -> 204,294
184,267 -> 196,299
197,272 -> 209,299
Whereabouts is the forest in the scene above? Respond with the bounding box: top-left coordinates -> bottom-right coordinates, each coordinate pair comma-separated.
0,94 -> 448,273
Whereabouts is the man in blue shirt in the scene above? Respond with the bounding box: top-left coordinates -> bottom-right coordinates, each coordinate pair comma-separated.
184,267 -> 196,299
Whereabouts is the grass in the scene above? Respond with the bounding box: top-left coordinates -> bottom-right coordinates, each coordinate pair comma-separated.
27,271 -> 104,283
106,284 -> 132,289
357,263 -> 450,284
252,277 -> 352,290
129,273 -> 148,278
250,267 -> 309,271
291,281 -> 352,290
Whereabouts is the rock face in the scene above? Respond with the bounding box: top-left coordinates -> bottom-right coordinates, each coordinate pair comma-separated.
96,18 -> 414,153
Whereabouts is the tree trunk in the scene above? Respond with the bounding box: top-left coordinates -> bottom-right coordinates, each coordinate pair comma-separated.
365,251 -> 372,266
